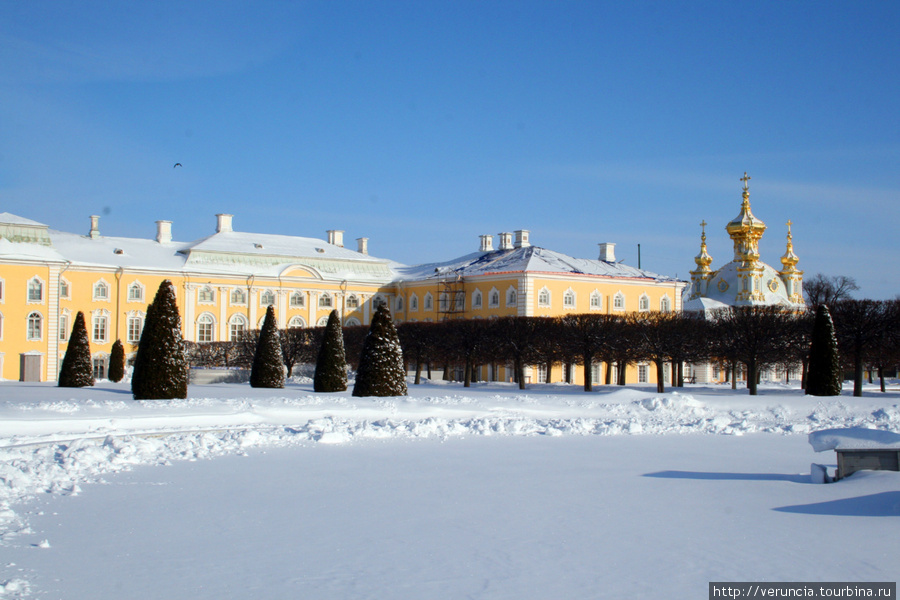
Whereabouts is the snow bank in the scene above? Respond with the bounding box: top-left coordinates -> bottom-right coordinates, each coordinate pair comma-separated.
808,427 -> 900,452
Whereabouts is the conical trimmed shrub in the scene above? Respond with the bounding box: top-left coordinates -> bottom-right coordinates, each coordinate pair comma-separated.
352,304 -> 407,397
108,339 -> 126,383
251,305 -> 285,388
314,309 -> 347,392
806,305 -> 842,396
132,280 -> 188,400
59,311 -> 94,387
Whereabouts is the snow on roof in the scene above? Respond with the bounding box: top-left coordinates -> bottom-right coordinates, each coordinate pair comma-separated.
186,231 -> 386,264
48,230 -> 193,271
396,246 -> 678,282
808,428 -> 900,452
0,212 -> 48,227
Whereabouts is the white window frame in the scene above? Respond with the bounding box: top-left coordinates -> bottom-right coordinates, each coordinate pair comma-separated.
286,315 -> 305,330
409,294 -> 418,312
613,292 -> 626,311
127,313 -> 144,343
638,364 -> 649,383
472,289 -> 483,309
229,314 -> 249,341
59,310 -> 70,342
590,291 -> 602,311
538,287 -> 551,308
231,288 -> 247,305
488,288 -> 500,308
93,280 -> 110,302
506,287 -> 517,308
290,292 -> 305,308
563,288 -> 576,309
92,311 -> 109,344
396,296 -> 404,312
58,278 -> 70,300
127,282 -> 144,303
197,313 -> 216,343
639,294 -> 650,312
27,311 -> 43,340
319,293 -> 333,308
198,286 -> 215,304
660,295 -> 672,313
424,293 -> 434,311
260,290 -> 276,306
27,277 -> 43,303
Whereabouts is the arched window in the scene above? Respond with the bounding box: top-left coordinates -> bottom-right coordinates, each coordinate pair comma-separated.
229,314 -> 248,341
290,292 -> 305,308
58,279 -> 70,299
538,288 -> 551,307
27,278 -> 42,302
230,288 -> 247,305
409,294 -> 419,312
197,314 -> 215,342
27,312 -> 42,340
424,293 -> 433,311
93,281 -> 109,301
563,289 -> 576,309
287,316 -> 305,329
438,292 -> 449,312
454,292 -> 464,311
198,286 -> 215,303
660,295 -> 672,313
373,295 -> 387,310
317,316 -> 329,326
260,290 -> 275,306
506,287 -> 517,307
472,289 -> 483,309
396,296 -> 404,312
319,293 -> 333,308
344,317 -> 361,327
489,288 -> 500,308
128,282 -> 144,302
639,294 -> 650,312
346,294 -> 359,309
613,292 -> 625,311
590,291 -> 602,310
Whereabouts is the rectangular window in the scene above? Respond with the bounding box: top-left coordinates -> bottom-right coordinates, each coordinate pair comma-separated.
127,317 -> 143,343
93,316 -> 108,344
92,358 -> 107,380
28,280 -> 42,302
59,315 -> 69,341
59,281 -> 69,299
638,365 -> 649,383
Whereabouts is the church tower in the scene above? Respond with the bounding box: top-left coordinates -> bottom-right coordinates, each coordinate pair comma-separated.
725,173 -> 767,303
778,221 -> 804,305
688,220 -> 714,300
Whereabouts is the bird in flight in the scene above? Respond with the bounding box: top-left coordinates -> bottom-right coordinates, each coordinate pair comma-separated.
173,163 -> 182,168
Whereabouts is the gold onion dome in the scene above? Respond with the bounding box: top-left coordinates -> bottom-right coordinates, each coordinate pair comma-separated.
726,172 -> 766,263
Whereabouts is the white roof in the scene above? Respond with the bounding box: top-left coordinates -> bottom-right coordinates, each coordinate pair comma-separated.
0,212 -> 48,227
809,428 -> 900,452
397,246 -> 679,283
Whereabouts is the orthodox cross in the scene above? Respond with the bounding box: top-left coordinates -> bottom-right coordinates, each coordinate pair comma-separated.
740,172 -> 751,191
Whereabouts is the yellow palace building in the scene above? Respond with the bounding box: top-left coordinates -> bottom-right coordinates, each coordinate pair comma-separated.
0,211 -> 685,384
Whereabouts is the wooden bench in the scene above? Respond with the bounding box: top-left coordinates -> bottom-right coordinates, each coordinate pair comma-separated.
809,428 -> 900,481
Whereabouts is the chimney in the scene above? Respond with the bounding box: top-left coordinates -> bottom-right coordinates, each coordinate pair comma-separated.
156,220 -> 173,244
327,230 -> 344,247
514,230 -> 531,248
498,232 -> 513,250
89,215 -> 101,239
479,234 -> 494,252
598,242 -> 616,263
357,237 -> 369,255
216,213 -> 233,233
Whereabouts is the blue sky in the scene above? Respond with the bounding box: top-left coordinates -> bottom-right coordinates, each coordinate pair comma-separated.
2,1 -> 898,298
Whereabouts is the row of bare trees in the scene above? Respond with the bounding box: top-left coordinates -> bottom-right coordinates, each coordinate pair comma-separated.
182,297 -> 900,396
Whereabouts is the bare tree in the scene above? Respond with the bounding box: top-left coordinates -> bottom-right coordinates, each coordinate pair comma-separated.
831,299 -> 891,397
803,273 -> 859,310
559,313 -> 619,391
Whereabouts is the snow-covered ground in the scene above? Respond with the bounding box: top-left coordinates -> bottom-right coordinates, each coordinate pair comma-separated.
0,379 -> 897,598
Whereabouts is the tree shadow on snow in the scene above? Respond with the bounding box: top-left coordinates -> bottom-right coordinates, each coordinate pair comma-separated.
644,470 -> 811,484
773,492 -> 900,517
